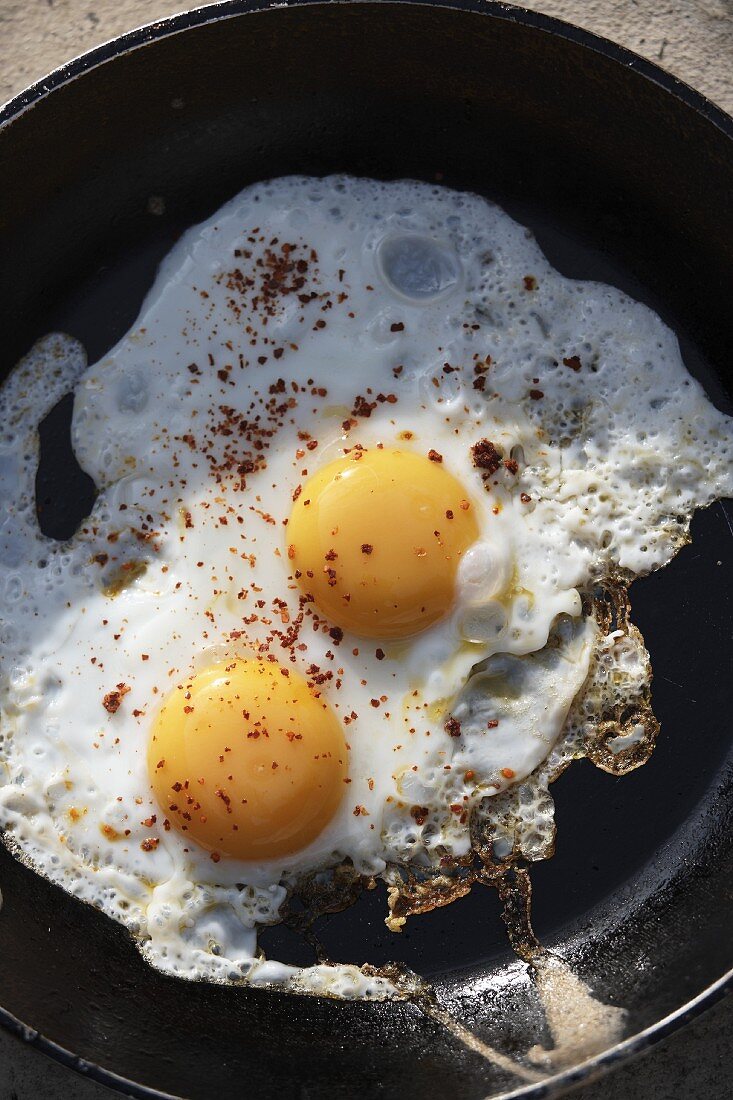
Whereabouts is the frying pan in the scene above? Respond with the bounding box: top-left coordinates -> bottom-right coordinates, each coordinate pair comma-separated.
0,2 -> 731,1097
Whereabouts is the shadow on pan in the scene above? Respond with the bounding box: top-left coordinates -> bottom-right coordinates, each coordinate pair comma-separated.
0,2 -> 731,1097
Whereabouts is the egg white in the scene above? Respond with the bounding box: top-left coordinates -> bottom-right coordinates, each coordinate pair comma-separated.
0,176 -> 730,992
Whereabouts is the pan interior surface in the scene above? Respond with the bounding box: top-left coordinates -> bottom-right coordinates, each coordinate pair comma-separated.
0,3 -> 731,1098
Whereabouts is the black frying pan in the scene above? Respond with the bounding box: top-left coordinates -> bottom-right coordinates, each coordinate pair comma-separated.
0,2 -> 731,1097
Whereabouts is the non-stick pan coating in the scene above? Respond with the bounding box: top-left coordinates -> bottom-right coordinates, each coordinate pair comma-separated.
0,3 -> 731,1097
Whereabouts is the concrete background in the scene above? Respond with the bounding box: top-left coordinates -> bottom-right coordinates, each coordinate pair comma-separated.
0,1 -> 731,1096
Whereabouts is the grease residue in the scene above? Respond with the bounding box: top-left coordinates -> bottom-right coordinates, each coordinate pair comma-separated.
528,953 -> 627,1070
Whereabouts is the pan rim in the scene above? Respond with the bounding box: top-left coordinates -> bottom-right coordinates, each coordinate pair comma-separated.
0,1 -> 731,1097
0,967 -> 729,1099
1,0 -> 732,134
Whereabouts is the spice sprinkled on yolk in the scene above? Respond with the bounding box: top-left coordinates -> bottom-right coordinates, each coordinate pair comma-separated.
288,449 -> 479,638
148,659 -> 347,860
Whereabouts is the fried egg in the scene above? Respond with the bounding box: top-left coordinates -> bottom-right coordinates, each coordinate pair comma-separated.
0,176 -> 730,995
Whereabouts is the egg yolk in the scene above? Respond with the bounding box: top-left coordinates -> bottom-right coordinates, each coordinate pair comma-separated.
287,449 -> 479,638
148,659 -> 347,861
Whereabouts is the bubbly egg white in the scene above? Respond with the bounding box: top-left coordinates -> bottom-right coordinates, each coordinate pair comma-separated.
0,176 -> 730,993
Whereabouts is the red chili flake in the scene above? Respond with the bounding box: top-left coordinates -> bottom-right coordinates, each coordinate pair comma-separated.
563,355 -> 582,371
390,322 -> 405,332
210,851 -> 221,863
410,806 -> 430,826
520,493 -> 532,504
215,788 -> 232,813
102,683 -> 130,714
503,459 -> 518,474
361,543 -> 373,555
92,552 -> 109,567
427,449 -> 443,463
471,439 -> 502,475
292,485 -> 302,502
445,716 -> 461,738
501,767 -> 516,779
287,544 -> 296,560
375,648 -> 385,661
325,548 -> 338,561
329,626 -> 343,644
528,389 -> 544,400
140,837 -> 159,852
445,509 -> 454,520
487,719 -> 499,729
523,275 -> 537,291
352,394 -> 377,418
352,805 -> 368,816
